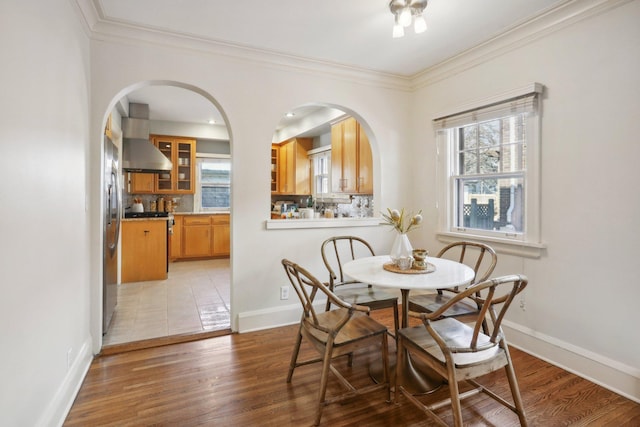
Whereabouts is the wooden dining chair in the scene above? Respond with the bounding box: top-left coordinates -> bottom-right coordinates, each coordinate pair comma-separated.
321,236 -> 399,337
396,274 -> 529,427
282,259 -> 391,426
408,241 -> 497,321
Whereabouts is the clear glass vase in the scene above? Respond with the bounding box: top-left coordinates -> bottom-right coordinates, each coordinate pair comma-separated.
390,232 -> 413,269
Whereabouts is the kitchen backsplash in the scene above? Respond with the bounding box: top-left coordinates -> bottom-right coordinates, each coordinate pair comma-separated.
271,194 -> 373,218
124,194 -> 194,213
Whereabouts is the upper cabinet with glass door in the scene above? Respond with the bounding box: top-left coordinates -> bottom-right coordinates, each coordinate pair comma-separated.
154,135 -> 196,194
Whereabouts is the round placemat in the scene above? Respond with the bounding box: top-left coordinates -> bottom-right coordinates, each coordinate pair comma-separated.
383,262 -> 436,274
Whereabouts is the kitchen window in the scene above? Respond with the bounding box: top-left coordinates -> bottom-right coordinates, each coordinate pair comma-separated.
434,83 -> 544,256
309,148 -> 331,197
195,156 -> 231,211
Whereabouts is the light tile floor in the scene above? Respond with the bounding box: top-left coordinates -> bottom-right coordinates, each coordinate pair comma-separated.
103,258 -> 230,346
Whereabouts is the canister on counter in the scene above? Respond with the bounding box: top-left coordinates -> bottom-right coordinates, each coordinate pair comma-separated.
165,200 -> 172,212
150,201 -> 157,212
157,197 -> 165,212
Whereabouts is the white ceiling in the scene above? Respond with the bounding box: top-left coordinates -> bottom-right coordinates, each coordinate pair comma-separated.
94,0 -> 569,129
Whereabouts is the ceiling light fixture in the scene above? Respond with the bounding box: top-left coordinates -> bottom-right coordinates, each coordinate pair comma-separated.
208,119 -> 216,124
389,0 -> 428,38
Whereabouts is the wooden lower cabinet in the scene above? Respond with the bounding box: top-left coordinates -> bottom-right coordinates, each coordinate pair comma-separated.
171,214 -> 230,260
183,216 -> 212,257
212,215 -> 230,256
121,220 -> 167,283
169,214 -> 182,260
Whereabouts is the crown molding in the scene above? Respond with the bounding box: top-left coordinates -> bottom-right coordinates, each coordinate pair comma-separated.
68,0 -> 97,38
74,0 -> 412,92
74,0 -> 632,93
410,0 -> 635,89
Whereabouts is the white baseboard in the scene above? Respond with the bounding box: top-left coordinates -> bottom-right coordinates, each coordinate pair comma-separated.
238,301 -> 328,333
503,320 -> 640,404
37,337 -> 94,427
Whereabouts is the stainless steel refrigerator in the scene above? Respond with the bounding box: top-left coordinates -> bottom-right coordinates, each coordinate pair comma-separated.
103,135 -> 121,333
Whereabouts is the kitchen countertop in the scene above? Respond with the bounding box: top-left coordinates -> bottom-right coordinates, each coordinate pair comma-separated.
172,212 -> 230,215
266,216 -> 381,230
122,212 -> 229,221
122,217 -> 171,222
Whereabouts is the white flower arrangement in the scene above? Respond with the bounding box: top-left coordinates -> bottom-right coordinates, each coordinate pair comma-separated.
381,208 -> 423,234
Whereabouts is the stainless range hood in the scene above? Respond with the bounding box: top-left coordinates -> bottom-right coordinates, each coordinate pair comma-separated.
122,103 -> 173,173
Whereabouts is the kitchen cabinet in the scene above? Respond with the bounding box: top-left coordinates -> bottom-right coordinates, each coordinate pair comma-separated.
275,138 -> 312,195
212,214 -> 230,256
357,127 -> 373,193
169,214 -> 182,261
130,172 -> 154,193
173,214 -> 230,260
182,215 -> 212,258
270,145 -> 279,193
331,117 -> 373,194
121,220 -> 167,282
129,136 -> 196,195
154,135 -> 196,194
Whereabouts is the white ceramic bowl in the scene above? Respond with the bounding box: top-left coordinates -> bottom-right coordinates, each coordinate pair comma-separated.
178,173 -> 186,180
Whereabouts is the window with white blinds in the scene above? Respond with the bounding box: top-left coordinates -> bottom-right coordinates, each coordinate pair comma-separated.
434,83 -> 544,248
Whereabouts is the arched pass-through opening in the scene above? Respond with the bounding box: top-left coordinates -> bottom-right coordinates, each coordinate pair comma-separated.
99,80 -> 234,353
268,102 -> 380,227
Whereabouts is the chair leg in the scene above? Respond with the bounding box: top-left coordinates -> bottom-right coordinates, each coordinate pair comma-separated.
381,332 -> 390,402
392,303 -> 399,340
446,361 -> 464,427
503,347 -> 528,426
315,342 -> 334,426
394,335 -> 404,404
287,326 -> 303,383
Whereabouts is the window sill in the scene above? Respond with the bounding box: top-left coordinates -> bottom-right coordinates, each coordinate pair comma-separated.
266,217 -> 381,230
436,231 -> 545,258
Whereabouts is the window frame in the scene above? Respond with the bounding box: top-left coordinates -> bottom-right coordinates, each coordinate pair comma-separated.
308,146 -> 331,198
194,154 -> 231,212
435,83 -> 545,258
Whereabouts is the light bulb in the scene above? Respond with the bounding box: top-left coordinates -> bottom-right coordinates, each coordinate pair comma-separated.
414,15 -> 427,33
399,7 -> 412,27
392,24 -> 404,38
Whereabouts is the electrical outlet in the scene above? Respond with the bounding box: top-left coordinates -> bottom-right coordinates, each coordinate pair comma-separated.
280,285 -> 289,300
67,348 -> 73,370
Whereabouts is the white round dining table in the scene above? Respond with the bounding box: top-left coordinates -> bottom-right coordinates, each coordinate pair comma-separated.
342,255 -> 475,328
342,254 -> 475,394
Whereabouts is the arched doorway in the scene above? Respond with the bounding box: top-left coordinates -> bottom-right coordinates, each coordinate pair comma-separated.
101,81 -> 233,351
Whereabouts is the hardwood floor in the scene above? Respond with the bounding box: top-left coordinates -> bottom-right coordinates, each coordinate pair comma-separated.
65,308 -> 640,426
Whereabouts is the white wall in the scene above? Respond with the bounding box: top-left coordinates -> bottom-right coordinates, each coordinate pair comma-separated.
88,36 -> 413,347
0,1 -> 93,426
410,0 -> 640,402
